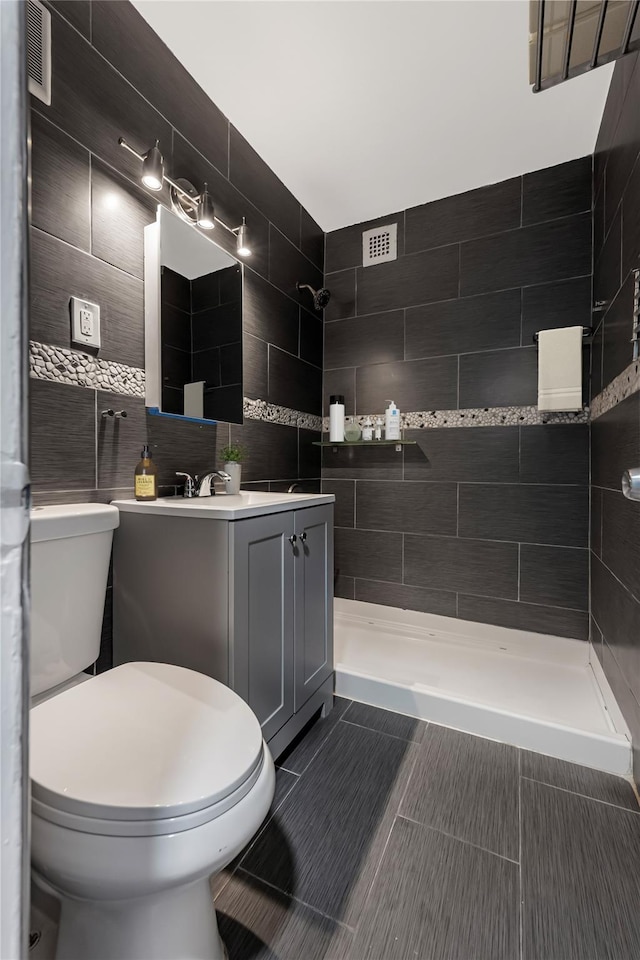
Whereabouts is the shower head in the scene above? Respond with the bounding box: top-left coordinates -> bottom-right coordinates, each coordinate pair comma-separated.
296,282 -> 331,312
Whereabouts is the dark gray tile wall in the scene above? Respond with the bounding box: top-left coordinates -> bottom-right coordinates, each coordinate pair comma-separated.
324,158 -> 592,638
32,0 -> 324,669
592,53 -> 640,786
31,0 -> 323,504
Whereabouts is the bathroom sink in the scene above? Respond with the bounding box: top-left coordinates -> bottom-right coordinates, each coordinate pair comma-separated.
112,491 -> 335,520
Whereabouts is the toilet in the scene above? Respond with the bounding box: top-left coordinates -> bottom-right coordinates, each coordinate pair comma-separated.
29,503 -> 275,960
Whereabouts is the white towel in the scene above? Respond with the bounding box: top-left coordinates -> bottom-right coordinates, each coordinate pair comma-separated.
537,326 -> 583,412
184,381 -> 205,419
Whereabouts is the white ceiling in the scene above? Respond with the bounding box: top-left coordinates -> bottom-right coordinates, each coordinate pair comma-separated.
133,0 -> 613,233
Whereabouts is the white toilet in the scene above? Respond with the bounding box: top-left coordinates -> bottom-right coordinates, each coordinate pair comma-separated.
29,503 -> 275,960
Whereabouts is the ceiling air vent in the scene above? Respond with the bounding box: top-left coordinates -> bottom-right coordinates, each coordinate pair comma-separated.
26,0 -> 51,106
362,223 -> 397,267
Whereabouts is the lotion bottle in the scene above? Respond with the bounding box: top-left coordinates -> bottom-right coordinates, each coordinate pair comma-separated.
385,400 -> 401,441
329,395 -> 345,442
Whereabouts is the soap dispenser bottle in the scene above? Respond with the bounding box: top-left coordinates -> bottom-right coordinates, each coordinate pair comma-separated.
385,400 -> 401,440
134,444 -> 157,501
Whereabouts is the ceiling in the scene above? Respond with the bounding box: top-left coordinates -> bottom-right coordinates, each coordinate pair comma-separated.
133,0 -> 614,233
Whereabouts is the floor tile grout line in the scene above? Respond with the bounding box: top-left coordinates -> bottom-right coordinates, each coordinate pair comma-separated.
397,814 -> 520,865
519,776 -> 640,813
234,866 -> 357,934
283,704 -> 351,777
339,716 -> 424,744
518,750 -> 524,960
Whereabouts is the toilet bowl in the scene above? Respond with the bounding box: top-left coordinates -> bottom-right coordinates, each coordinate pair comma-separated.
30,505 -> 275,959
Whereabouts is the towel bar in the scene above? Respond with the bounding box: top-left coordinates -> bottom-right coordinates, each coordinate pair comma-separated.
532,326 -> 592,344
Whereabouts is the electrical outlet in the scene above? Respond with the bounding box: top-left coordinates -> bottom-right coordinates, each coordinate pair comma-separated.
70,297 -> 100,349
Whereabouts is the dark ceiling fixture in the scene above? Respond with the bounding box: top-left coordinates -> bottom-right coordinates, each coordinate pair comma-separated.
530,0 -> 640,92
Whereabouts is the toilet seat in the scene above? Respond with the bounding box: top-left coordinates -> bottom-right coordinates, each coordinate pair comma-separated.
30,661 -> 264,825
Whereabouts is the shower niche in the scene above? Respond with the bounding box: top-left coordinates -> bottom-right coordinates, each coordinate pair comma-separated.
144,205 -> 244,425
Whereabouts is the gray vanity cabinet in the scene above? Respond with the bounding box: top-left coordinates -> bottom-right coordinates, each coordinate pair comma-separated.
113,498 -> 334,757
230,504 -> 333,740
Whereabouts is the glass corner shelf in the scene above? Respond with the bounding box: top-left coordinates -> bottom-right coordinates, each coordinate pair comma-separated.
312,439 -> 417,453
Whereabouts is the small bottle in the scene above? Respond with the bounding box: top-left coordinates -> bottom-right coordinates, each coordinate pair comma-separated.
385,400 -> 401,440
374,417 -> 384,441
134,444 -> 157,501
362,418 -> 374,441
329,395 -> 345,442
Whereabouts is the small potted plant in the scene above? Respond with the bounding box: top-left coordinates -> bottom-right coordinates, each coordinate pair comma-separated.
220,443 -> 246,495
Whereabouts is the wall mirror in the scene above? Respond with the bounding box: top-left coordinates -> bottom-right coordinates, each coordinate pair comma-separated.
144,205 -> 243,425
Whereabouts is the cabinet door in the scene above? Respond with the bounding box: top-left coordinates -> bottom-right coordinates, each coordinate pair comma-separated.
231,511 -> 295,741
293,505 -> 334,710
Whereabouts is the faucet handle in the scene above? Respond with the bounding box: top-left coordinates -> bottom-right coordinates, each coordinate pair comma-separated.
176,472 -> 196,498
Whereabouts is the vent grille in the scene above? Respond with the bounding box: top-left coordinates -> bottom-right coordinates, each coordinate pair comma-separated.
26,0 -> 51,106
362,223 -> 398,267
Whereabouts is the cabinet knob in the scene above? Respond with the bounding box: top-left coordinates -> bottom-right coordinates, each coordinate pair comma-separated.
298,532 -> 307,542
288,534 -> 297,545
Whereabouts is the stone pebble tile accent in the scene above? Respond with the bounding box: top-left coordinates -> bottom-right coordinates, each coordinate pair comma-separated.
243,397 -> 323,432
591,360 -> 640,419
322,405 -> 589,432
30,341 -> 145,398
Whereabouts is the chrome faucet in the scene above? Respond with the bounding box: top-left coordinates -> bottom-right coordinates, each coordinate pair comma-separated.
175,470 -> 232,498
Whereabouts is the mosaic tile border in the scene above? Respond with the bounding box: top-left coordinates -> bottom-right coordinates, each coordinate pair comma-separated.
30,341 -> 145,398
591,360 -> 640,419
243,398 -> 323,432
322,405 -> 590,432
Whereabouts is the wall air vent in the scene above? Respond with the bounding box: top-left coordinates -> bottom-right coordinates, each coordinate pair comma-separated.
362,223 -> 398,267
26,0 -> 51,106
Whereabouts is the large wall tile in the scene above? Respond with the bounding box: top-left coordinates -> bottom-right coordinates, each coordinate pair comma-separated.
591,486 -> 602,557
354,578 -> 457,617
321,444 -> 403,482
458,594 -> 589,639
601,488 -> 640,600
299,307 -> 323,368
622,152 -> 640,278
521,275 -> 592,344
356,355 -> 458,412
243,270 -> 299,357
459,483 -> 589,547
298,429 -> 321,480
30,379 -> 96,491
591,555 -> 640,701
243,334 -> 268,400
356,480 -> 457,537
325,211 -> 405,274
603,54 -> 640,232
324,269 -> 356,322
520,424 -> 589,485
269,226 -> 323,306
520,544 -> 589,610
591,391 -> 640,490
522,156 -> 592,226
404,535 -> 518,599
324,310 -> 404,370
91,158 -> 156,280
405,178 -> 521,252
300,207 -> 324,270
91,0 -> 229,176
48,0 -> 91,37
30,111 -> 90,251
602,272 -> 636,388
404,426 -> 520,482
594,206 -> 622,309
460,213 -> 591,297
230,420 -> 298,483
323,368 -> 356,417
405,288 -> 521,360
268,346 -> 322,416
459,346 -> 537,408
31,228 -> 144,368
321,480 -> 354,528
334,528 -> 402,582
357,244 -> 459,314
229,126 -> 300,245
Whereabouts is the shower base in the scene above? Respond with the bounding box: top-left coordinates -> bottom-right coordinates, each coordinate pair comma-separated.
334,598 -> 632,776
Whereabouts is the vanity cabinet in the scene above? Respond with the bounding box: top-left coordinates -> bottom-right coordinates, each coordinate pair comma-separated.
113,498 -> 334,756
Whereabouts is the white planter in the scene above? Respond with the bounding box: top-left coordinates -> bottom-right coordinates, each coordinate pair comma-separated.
224,462 -> 242,495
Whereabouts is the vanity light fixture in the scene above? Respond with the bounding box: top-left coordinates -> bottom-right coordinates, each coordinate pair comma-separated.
118,136 -> 252,255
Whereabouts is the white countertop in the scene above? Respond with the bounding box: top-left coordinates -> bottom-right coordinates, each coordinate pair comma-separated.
112,491 -> 335,521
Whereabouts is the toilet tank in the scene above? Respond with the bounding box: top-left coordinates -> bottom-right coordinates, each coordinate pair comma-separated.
30,504 -> 119,697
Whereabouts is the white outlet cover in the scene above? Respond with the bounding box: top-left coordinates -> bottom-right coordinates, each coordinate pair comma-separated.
70,296 -> 100,349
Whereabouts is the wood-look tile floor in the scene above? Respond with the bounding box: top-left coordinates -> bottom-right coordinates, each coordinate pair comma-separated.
216,698 -> 640,960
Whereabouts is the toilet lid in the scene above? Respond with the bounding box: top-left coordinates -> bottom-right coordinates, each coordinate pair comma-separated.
30,662 -> 264,822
